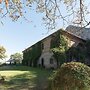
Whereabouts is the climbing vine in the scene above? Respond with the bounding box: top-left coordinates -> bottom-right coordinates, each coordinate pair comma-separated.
51,30 -> 69,65
22,30 -> 90,67
22,41 -> 42,67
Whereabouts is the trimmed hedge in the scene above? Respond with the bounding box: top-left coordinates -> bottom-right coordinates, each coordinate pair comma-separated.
49,62 -> 90,90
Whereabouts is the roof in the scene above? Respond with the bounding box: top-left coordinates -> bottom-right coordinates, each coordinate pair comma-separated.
60,30 -> 86,42
66,25 -> 90,40
23,29 -> 61,52
23,25 -> 89,52
6,59 -> 14,62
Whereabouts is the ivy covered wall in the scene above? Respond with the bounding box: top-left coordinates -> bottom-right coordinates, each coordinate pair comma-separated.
51,30 -> 69,66
22,30 -> 69,67
22,41 -> 42,67
50,30 -> 90,66
22,29 -> 90,67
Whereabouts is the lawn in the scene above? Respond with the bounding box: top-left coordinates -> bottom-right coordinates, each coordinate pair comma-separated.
0,65 -> 53,90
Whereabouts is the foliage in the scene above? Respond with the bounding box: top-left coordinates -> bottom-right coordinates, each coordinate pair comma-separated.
10,52 -> 23,64
66,45 -> 86,62
66,40 -> 90,63
0,0 -> 90,29
51,30 -> 68,65
51,31 -> 90,66
22,41 -> 42,67
85,40 -> 90,58
50,30 -> 61,48
0,46 -> 7,60
49,62 -> 90,90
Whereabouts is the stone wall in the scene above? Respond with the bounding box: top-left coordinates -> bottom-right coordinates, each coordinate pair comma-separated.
38,36 -> 57,69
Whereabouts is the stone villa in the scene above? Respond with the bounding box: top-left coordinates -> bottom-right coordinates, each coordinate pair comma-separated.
22,30 -> 60,69
22,25 -> 90,68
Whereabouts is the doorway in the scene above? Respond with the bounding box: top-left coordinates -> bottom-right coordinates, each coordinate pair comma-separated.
41,58 -> 44,67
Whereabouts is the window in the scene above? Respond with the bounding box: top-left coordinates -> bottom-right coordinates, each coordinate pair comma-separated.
50,58 -> 53,64
41,43 -> 44,50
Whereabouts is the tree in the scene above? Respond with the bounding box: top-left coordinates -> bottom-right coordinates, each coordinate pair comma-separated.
10,53 -> 23,64
0,46 -> 7,60
0,0 -> 90,29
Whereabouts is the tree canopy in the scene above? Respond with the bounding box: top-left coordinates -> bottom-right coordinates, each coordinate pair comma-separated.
0,0 -> 90,29
0,46 -> 6,60
10,52 -> 23,64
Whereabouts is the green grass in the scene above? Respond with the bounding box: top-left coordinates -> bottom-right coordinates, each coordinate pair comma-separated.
0,65 -> 53,90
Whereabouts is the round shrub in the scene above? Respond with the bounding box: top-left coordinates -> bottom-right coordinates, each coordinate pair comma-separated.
50,62 -> 90,90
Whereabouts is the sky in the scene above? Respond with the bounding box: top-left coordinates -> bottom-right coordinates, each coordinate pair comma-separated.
0,7 -> 62,60
0,0 -> 90,60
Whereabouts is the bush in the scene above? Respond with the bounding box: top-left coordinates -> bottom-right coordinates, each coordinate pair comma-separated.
49,62 -> 90,90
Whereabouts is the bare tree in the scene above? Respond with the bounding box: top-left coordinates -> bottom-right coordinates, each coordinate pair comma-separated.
0,0 -> 90,29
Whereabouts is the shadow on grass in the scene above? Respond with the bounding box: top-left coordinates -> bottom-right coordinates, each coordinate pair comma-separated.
0,65 -> 53,90
0,65 -> 37,71
4,73 -> 36,90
